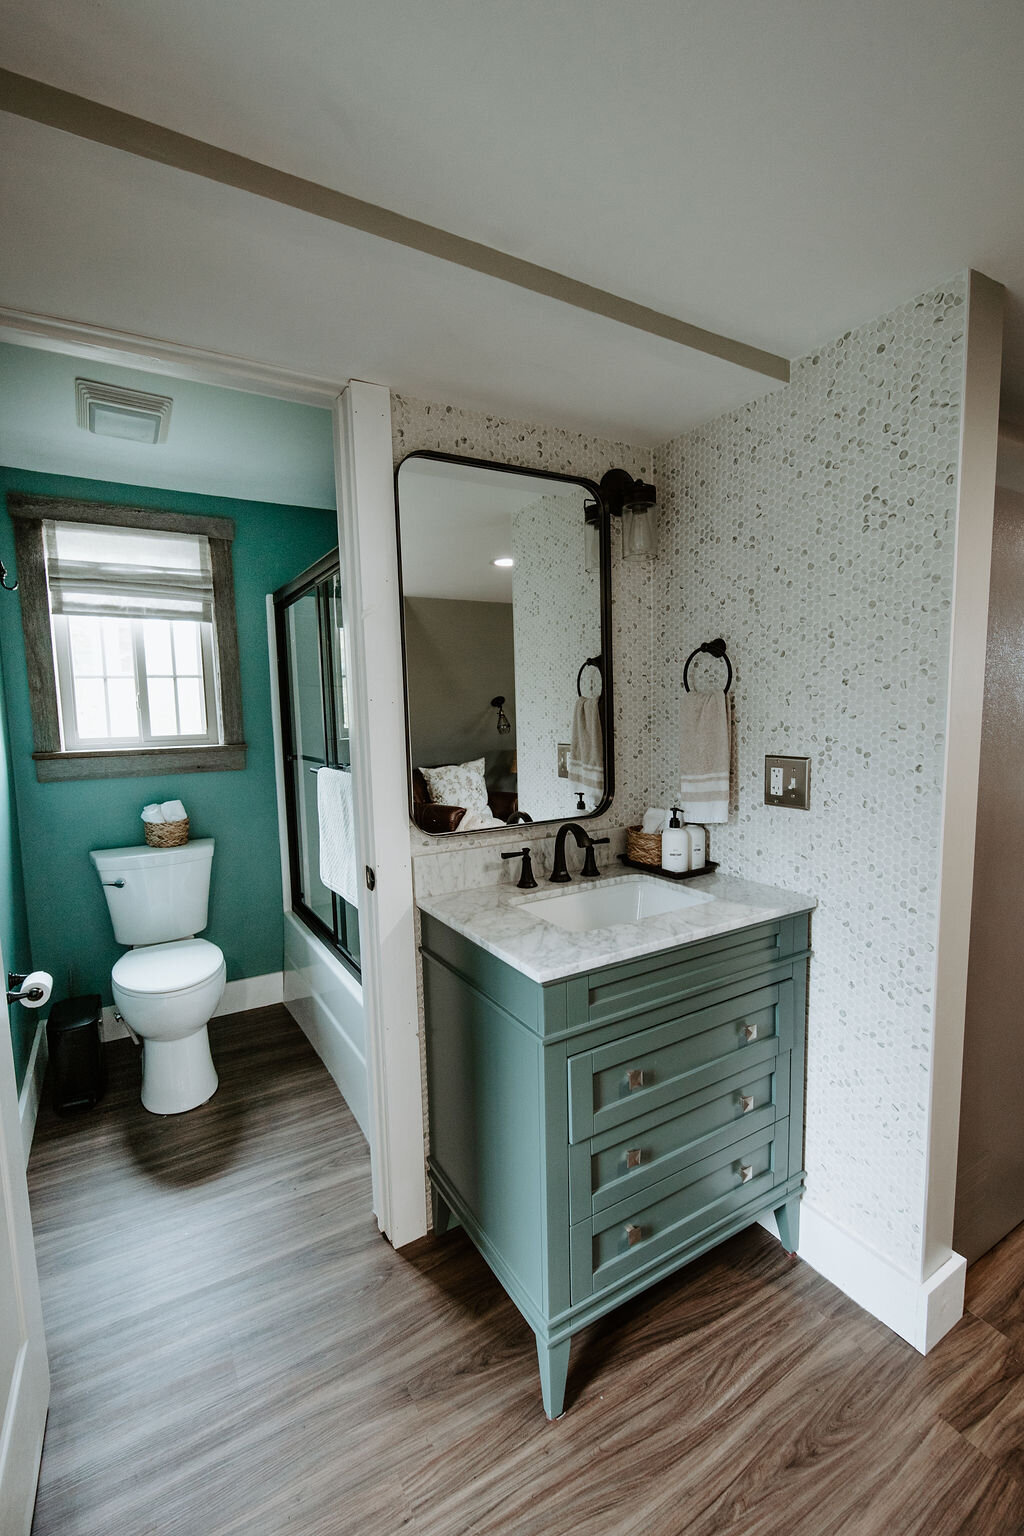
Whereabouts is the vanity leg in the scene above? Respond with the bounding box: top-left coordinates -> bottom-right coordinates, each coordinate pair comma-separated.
536,1336 -> 571,1420
431,1185 -> 453,1237
774,1197 -> 801,1256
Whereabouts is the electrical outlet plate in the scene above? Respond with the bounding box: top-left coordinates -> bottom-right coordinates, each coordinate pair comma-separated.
557,743 -> 570,779
764,754 -> 811,810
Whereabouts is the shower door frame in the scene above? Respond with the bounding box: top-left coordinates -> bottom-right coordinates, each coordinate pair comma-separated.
273,548 -> 360,975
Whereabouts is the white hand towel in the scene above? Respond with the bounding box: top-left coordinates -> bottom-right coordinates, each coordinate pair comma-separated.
141,804 -> 165,824
317,767 -> 359,909
641,807 -> 667,834
568,697 -> 604,793
679,691 -> 731,823
160,800 -> 187,823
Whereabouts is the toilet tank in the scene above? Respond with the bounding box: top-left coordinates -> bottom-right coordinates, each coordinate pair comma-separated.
89,839 -> 215,946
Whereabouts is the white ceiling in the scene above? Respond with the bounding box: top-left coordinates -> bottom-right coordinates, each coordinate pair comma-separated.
0,341 -> 336,506
398,457 -> 590,603
1,1 -> 1023,440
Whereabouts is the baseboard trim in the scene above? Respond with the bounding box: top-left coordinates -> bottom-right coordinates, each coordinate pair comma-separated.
795,1202 -> 966,1354
101,971 -> 285,1040
18,1015 -> 49,1162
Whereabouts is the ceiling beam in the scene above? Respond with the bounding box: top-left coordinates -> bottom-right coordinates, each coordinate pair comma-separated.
0,68 -> 790,385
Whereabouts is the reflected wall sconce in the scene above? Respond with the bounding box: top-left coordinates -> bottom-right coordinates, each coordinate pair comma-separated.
598,467 -> 658,560
492,695 -> 512,735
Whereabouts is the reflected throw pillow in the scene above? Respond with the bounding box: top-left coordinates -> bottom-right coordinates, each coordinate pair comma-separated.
418,758 -> 490,815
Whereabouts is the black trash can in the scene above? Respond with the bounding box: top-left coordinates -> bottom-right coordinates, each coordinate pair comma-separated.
46,994 -> 106,1115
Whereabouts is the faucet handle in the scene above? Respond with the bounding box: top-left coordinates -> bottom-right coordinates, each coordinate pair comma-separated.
502,847 -> 538,889
580,836 -> 609,879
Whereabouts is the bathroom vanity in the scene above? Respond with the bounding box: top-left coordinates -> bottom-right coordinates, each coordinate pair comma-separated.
418,871 -> 814,1418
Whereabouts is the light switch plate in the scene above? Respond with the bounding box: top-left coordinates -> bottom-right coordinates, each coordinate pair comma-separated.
557,743 -> 570,779
764,754 -> 811,810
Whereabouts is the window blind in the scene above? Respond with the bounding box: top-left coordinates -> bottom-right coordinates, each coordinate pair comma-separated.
43,521 -> 214,622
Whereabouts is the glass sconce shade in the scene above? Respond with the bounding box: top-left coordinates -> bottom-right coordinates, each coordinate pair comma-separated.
622,505 -> 658,560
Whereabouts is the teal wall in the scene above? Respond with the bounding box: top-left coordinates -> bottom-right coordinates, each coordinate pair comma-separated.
0,469 -> 336,1045
0,612 -> 33,1087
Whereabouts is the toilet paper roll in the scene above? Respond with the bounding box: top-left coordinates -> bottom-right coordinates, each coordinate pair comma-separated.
17,970 -> 53,1009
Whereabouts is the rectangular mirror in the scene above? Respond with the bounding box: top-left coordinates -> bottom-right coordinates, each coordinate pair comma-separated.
395,451 -> 613,834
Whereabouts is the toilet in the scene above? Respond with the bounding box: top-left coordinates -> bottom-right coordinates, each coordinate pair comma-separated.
89,838 -> 226,1115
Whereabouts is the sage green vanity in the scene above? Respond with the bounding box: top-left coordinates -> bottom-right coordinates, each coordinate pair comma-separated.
418,871 -> 813,1418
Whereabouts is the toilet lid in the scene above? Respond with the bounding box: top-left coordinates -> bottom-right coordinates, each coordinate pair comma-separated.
112,938 -> 224,996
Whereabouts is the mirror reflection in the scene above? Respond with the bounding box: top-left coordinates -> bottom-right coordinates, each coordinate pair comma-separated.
396,454 -> 611,833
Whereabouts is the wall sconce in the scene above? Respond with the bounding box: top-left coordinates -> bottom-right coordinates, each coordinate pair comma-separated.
491,695 -> 512,735
598,468 -> 658,560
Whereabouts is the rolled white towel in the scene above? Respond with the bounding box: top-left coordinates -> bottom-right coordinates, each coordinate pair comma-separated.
141,804 -> 165,824
641,807 -> 667,834
160,800 -> 187,823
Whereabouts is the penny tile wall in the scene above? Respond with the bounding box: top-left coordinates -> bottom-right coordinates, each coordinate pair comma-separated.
650,280 -> 966,1272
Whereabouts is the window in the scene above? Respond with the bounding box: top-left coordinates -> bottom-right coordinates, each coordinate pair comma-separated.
10,494 -> 246,781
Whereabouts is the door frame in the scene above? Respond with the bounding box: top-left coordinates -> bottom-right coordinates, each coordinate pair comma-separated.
0,308 -> 426,1247
0,927 -> 50,1535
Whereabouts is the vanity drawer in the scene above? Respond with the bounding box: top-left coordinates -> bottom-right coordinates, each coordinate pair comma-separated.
567,980 -> 791,1143
568,1053 -> 788,1222
583,921 -> 796,1030
570,1120 -> 790,1302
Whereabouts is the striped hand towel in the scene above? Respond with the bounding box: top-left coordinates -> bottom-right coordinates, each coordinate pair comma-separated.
568,697 -> 604,793
679,691 -> 731,823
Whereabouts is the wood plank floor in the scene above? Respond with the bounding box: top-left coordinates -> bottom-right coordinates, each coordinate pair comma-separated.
26,1005 -> 1024,1536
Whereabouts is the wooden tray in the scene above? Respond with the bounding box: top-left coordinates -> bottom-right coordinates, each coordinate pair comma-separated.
617,854 -> 719,882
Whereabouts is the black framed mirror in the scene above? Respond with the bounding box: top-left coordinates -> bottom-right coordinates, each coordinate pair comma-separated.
395,451 -> 613,835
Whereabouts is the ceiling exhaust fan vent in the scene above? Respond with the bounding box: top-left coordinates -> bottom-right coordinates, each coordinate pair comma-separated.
75,378 -> 173,444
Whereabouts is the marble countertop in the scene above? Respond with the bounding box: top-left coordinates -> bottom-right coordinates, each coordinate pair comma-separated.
416,870 -> 816,984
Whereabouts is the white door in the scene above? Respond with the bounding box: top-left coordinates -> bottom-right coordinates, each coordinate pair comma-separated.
0,942 -> 49,1535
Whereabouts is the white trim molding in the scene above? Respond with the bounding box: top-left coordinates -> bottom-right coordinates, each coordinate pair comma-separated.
100,970 -> 285,1040
796,1202 -> 967,1355
17,1018 -> 49,1164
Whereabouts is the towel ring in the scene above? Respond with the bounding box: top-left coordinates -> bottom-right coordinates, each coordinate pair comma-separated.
576,656 -> 603,697
683,638 -> 732,694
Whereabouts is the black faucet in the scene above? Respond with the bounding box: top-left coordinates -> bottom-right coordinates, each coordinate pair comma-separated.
501,847 -> 538,888
549,823 -> 610,883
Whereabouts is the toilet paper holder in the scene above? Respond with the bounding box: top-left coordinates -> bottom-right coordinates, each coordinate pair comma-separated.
7,971 -> 45,1006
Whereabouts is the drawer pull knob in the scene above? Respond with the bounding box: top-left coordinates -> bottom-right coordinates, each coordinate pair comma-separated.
627,1068 -> 645,1091
739,1094 -> 755,1114
743,1023 -> 758,1042
625,1222 -> 644,1247
740,1163 -> 754,1183
626,1147 -> 643,1169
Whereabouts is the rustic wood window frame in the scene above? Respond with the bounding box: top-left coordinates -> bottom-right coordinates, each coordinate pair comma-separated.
9,493 -> 247,782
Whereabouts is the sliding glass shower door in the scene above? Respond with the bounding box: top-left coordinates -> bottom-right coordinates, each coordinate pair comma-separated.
274,550 -> 360,972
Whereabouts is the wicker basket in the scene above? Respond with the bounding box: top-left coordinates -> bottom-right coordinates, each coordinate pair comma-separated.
625,825 -> 662,867
144,817 -> 189,849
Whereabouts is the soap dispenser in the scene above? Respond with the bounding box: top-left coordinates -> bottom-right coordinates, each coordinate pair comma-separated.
661,807 -> 690,873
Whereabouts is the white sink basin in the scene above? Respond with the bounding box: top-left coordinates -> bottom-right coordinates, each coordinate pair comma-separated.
519,875 -> 713,933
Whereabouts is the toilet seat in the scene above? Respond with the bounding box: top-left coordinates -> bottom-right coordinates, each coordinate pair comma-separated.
112,937 -> 224,999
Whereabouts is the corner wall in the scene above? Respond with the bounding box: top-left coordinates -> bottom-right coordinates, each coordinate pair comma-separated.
650,281 -> 967,1277
0,617 -> 32,1089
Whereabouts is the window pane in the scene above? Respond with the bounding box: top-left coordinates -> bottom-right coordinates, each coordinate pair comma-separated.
148,677 -> 178,736
176,677 -> 205,736
74,678 -> 108,739
68,616 -> 104,676
171,621 -> 202,675
101,618 -> 134,675
107,678 -> 140,739
143,619 -> 174,676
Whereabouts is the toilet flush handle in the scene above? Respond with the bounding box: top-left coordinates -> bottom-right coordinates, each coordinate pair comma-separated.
102,878 -> 125,888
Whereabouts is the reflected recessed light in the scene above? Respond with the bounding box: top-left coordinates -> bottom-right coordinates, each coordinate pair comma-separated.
492,557 -> 514,568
